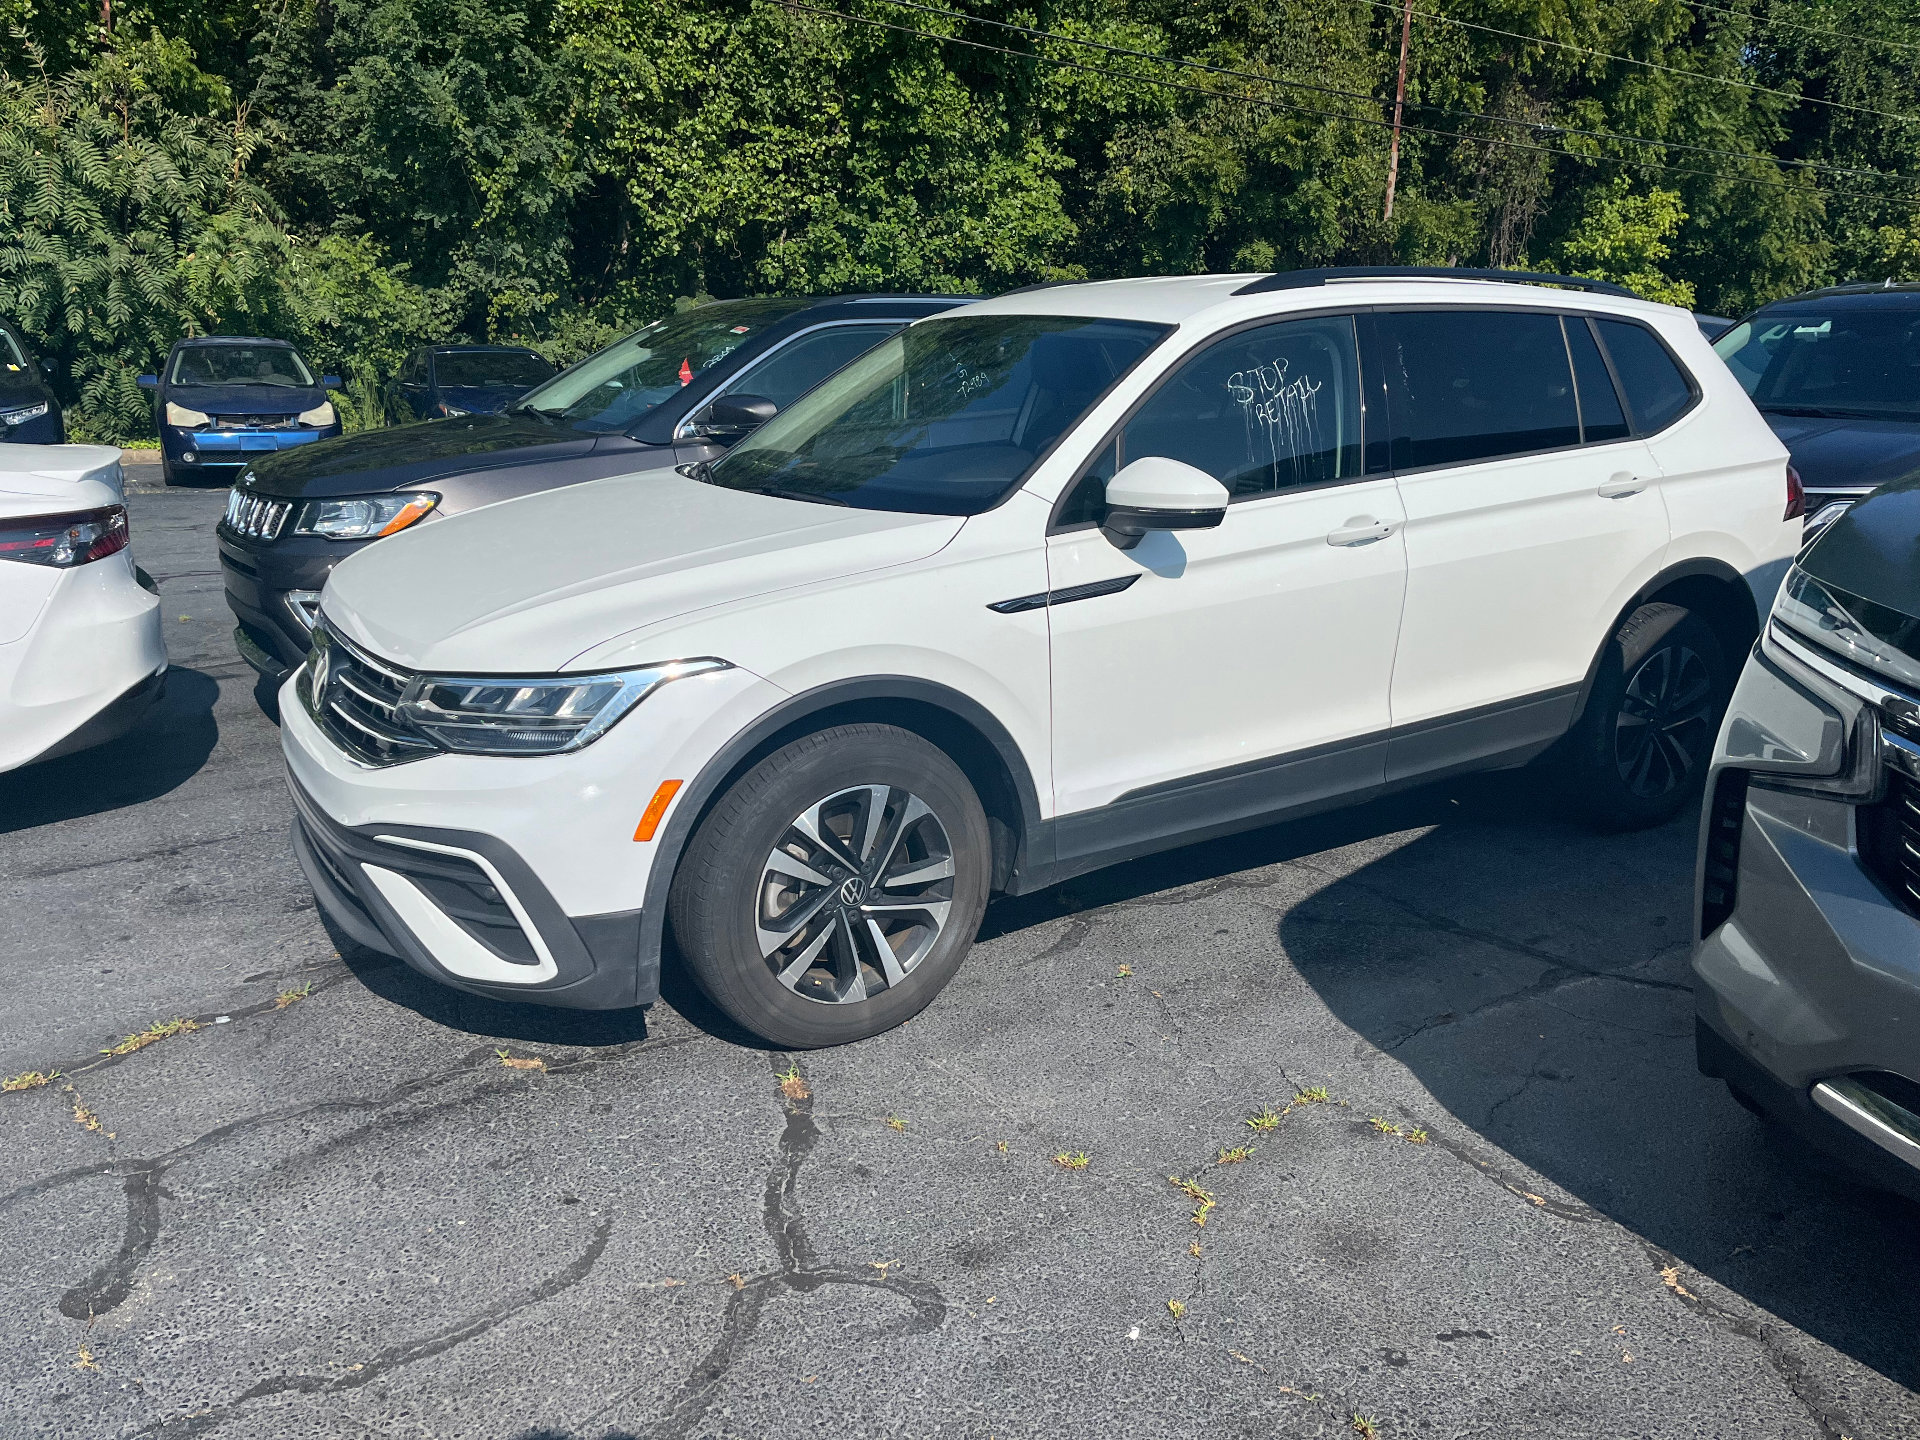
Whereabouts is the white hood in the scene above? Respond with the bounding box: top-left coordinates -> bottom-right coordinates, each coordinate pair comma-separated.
322,470 -> 964,673
0,444 -> 126,518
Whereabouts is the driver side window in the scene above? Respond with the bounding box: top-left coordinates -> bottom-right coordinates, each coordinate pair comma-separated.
1054,314 -> 1364,528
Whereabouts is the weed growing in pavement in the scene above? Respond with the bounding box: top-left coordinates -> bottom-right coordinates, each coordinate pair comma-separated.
1169,1175 -> 1216,1226
1116,965 -> 1133,978
101,1017 -> 198,1057
1246,1106 -> 1283,1132
1294,1086 -> 1331,1104
494,1049 -> 547,1072
1368,1117 -> 1401,1135
1188,1241 -> 1202,1257
1351,1415 -> 1379,1438
1217,1145 -> 1255,1164
885,1115 -> 908,1132
776,1063 -> 810,1101
1166,1299 -> 1187,1320
68,1094 -> 110,1136
274,981 -> 314,1009
2,1070 -> 59,1092
1404,1128 -> 1430,1144
72,1345 -> 99,1373
995,1140 -> 1009,1154
1053,1151 -> 1091,1170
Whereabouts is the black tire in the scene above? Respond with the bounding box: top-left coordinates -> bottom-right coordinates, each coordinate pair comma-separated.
1566,601 -> 1730,831
160,457 -> 178,486
1726,1081 -> 1768,1120
668,723 -> 992,1048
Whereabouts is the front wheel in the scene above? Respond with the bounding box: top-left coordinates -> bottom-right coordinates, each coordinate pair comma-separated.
1565,601 -> 1730,831
668,724 -> 992,1047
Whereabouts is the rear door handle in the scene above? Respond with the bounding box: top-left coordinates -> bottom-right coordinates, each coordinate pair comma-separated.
1327,517 -> 1394,546
1598,473 -> 1647,499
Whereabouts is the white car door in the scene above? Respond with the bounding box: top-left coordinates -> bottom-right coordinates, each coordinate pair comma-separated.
1043,313 -> 1408,859
1375,307 -> 1670,782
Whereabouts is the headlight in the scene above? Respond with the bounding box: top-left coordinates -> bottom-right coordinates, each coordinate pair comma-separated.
166,402 -> 210,427
0,401 -> 49,426
397,659 -> 732,755
1774,563 -> 1920,692
437,403 -> 470,417
294,492 -> 438,540
298,400 -> 337,427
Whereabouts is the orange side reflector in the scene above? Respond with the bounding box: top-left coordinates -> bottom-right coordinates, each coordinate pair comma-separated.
633,780 -> 684,842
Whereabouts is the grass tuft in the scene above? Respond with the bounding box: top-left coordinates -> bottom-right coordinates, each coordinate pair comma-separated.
1217,1145 -> 1255,1164
1294,1085 -> 1331,1104
1351,1415 -> 1379,1438
1166,1299 -> 1187,1320
1368,1116 -> 1401,1135
1246,1105 -> 1284,1132
495,1049 -> 547,1072
885,1114 -> 908,1132
775,1062 -> 810,1101
1404,1127 -> 1430,1145
1169,1175 -> 1217,1226
100,1017 -> 198,1057
1053,1151 -> 1091,1171
274,981 -> 314,1010
2,1070 -> 59,1093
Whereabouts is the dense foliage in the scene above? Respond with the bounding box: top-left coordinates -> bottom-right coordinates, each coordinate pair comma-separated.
5,0 -> 1920,439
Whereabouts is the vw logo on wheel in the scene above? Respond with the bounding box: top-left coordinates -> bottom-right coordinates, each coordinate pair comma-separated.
838,876 -> 867,907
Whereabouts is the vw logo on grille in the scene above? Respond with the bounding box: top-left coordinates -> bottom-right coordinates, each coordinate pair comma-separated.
308,640 -> 332,711
838,876 -> 867,907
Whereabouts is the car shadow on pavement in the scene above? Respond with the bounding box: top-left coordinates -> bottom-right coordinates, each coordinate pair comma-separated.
0,665 -> 219,834
1272,778 -> 1920,1395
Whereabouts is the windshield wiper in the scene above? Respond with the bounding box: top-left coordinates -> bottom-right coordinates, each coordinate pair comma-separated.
1759,404 -> 1899,420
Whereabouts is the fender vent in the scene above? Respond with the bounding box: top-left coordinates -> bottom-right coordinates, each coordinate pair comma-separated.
1700,769 -> 1749,938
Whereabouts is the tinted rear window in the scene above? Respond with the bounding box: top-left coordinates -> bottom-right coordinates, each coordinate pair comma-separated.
1595,319 -> 1694,433
1378,310 -> 1580,469
434,351 -> 554,388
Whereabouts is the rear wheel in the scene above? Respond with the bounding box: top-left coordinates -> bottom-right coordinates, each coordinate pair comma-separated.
1567,602 -> 1729,831
668,724 -> 992,1048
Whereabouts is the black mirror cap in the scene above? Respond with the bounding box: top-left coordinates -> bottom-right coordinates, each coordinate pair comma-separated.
1102,502 -> 1226,548
706,394 -> 778,431
137,374 -> 159,390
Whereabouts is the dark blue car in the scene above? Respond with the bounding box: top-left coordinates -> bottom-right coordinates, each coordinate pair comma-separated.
1714,283 -> 1920,536
388,344 -> 556,420
140,337 -> 343,486
0,315 -> 64,444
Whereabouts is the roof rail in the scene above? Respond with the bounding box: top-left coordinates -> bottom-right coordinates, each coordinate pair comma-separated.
1232,266 -> 1637,298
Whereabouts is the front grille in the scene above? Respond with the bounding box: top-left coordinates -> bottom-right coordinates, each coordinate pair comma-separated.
1860,769 -> 1920,913
213,413 -> 296,429
222,488 -> 293,540
304,623 -> 438,766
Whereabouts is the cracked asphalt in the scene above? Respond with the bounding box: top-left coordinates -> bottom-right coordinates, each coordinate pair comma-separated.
3,469 -> 1917,1439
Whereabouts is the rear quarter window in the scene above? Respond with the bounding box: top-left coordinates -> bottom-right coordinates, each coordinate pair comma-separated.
1594,318 -> 1696,434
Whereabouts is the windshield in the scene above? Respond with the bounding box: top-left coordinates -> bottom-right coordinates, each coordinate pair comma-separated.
435,350 -> 554,388
0,328 -> 26,372
169,344 -> 314,388
514,299 -> 810,431
700,314 -> 1171,515
1714,305 -> 1920,421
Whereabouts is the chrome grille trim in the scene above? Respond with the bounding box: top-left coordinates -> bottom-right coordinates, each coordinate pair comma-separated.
222,487 -> 293,541
304,620 -> 437,766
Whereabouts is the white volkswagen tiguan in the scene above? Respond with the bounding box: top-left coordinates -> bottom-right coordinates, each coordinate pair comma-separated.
282,269 -> 1800,1046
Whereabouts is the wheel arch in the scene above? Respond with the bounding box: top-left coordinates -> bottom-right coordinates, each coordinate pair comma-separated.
1570,557 -> 1761,728
632,676 -> 1046,1005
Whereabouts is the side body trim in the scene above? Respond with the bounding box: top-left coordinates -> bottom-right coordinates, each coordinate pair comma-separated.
988,574 -> 1140,614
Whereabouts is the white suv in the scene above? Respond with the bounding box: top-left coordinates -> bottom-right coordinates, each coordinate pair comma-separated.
282,269 -> 1801,1046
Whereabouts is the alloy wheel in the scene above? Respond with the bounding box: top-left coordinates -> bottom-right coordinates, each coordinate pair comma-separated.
756,784 -> 955,1004
1613,642 -> 1715,799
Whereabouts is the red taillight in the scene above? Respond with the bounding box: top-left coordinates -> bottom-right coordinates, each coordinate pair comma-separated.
0,506 -> 129,567
1785,463 -> 1805,522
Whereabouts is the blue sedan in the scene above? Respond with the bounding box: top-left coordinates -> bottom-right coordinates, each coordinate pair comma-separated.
140,337 -> 343,486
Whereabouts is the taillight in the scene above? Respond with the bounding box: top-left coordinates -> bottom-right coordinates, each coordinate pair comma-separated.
0,506 -> 129,567
1785,463 -> 1805,522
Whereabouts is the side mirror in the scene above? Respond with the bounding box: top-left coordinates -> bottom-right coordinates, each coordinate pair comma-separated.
1102,456 -> 1229,548
137,374 -> 158,391
695,394 -> 777,441
322,374 -> 343,390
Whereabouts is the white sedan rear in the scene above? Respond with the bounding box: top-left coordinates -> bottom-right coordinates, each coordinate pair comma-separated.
0,443 -> 167,772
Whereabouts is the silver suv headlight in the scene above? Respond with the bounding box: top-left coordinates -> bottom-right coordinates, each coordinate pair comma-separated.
1773,563 -> 1920,694
396,660 -> 731,755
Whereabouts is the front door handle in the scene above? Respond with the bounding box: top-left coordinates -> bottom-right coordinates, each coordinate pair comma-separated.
1327,517 -> 1394,547
1599,473 -> 1647,499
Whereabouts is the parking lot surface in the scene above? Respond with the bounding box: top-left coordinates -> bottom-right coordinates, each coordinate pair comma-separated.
3,469 -> 1917,1439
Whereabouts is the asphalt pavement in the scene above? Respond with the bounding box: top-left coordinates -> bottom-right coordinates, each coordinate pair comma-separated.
2,464 -> 1916,1439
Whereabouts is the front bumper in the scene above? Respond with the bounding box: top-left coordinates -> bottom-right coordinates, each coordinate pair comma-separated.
164,423 -> 338,473
219,528 -> 362,676
279,656 -> 786,1009
1693,627 -> 1920,1202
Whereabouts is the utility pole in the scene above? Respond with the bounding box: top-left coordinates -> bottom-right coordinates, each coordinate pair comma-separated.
1384,0 -> 1414,221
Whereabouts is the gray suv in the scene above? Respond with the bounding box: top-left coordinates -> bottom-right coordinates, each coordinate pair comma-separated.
1695,478 -> 1920,1202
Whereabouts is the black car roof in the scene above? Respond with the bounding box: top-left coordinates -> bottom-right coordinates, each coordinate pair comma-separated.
1758,281 -> 1920,307
172,335 -> 299,348
431,344 -> 545,353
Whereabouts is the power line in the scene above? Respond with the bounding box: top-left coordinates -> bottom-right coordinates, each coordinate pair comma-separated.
764,0 -> 1920,210
1683,0 -> 1920,59
1357,0 -> 1920,127
867,0 -> 1920,188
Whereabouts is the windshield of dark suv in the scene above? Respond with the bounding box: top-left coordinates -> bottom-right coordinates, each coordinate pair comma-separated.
435,350 -> 554,388
1714,304 -> 1920,422
514,299 -> 810,432
169,344 -> 315,387
699,314 -> 1171,515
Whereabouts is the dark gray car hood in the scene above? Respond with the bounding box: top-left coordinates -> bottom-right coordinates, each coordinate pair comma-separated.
1763,412 -> 1920,494
1801,476 -> 1920,620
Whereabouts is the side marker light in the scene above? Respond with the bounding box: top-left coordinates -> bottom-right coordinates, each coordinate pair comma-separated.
633,780 -> 684,841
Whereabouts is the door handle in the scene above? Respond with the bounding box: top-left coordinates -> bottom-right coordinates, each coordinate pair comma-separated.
1598,473 -> 1647,499
1327,517 -> 1394,546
